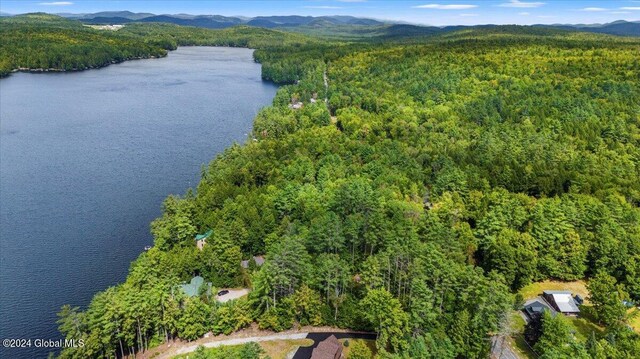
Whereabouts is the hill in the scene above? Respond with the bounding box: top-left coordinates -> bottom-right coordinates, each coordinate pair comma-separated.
62,11 -> 155,20
10,18 -> 630,358
533,20 -> 640,37
0,14 -> 168,76
24,11 -> 640,38
76,12 -> 640,38
82,14 -> 244,29
571,20 -> 640,36
2,14 -> 639,359
0,14 -> 317,77
137,15 -> 243,29
64,12 -> 385,29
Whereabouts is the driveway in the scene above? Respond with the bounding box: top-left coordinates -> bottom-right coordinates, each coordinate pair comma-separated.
216,288 -> 249,303
172,332 -> 309,357
138,326 -> 373,359
491,336 -> 520,359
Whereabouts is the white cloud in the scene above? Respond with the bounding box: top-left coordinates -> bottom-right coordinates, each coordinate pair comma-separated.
518,12 -> 530,15
498,0 -> 545,8
620,7 -> 640,10
537,15 -> 556,18
412,4 -> 478,10
459,13 -> 479,17
610,11 -> 631,14
580,7 -> 607,12
39,1 -> 73,5
303,6 -> 343,9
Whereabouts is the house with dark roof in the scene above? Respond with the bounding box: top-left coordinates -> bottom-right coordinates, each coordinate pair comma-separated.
195,230 -> 213,250
241,255 -> 265,269
311,335 -> 343,359
543,290 -> 581,316
523,298 -> 555,320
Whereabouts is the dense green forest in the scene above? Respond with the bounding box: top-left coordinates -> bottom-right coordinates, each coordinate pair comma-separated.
0,14 -> 165,76
3,14 -> 639,359
0,14 -> 316,77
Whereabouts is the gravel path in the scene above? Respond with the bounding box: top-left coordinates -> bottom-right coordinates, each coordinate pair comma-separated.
174,332 -> 309,356
491,336 -> 521,359
138,325 -> 364,359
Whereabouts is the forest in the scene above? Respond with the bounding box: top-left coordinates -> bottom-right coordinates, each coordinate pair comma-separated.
2,13 -> 639,359
0,14 -> 316,76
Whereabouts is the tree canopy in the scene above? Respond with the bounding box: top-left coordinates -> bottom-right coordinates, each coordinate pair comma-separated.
7,16 -> 638,359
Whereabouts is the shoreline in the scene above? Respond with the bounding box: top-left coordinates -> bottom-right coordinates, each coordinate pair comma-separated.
0,46 -> 276,359
1,45 -> 265,79
3,54 -> 167,78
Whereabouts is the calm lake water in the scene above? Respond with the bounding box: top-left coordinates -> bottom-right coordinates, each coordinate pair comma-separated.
0,47 -> 277,358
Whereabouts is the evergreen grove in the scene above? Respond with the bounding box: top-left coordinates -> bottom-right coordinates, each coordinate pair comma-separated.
4,14 -> 639,359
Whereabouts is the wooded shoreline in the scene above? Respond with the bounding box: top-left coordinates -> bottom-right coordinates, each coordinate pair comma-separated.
4,55 -> 165,77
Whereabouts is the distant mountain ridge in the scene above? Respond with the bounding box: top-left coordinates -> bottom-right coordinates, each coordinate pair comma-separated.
4,11 -> 638,37
532,20 -> 640,36
68,11 -> 155,20
59,12 -> 387,29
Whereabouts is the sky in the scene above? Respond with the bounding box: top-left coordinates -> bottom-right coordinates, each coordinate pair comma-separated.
1,0 -> 639,26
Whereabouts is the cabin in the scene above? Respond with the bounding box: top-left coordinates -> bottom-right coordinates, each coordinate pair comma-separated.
178,276 -> 212,298
288,101 -> 303,109
195,230 -> 213,250
310,335 -> 343,359
523,298 -> 555,320
241,255 -> 265,269
254,255 -> 265,266
543,290 -> 581,316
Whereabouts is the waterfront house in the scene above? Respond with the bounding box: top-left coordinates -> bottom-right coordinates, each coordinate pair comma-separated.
288,101 -> 303,109
178,276 -> 212,298
195,229 -> 213,250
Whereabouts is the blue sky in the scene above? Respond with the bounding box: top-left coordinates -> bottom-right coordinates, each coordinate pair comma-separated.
1,1 -> 639,26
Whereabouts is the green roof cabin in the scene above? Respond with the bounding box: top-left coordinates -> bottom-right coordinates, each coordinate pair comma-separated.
195,229 -> 213,250
178,276 -> 211,298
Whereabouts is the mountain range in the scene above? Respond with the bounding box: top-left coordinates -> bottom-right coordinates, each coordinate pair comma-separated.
58,11 -> 388,29
532,20 -> 640,37
3,11 -> 638,37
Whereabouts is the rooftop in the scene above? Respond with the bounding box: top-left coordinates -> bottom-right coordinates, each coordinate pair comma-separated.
544,291 -> 580,313
195,229 -> 213,241
543,290 -> 573,295
311,335 -> 342,359
523,298 -> 555,318
241,255 -> 266,268
178,276 -> 210,297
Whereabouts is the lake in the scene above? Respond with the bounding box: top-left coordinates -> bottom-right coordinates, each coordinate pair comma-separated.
0,47 -> 278,358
